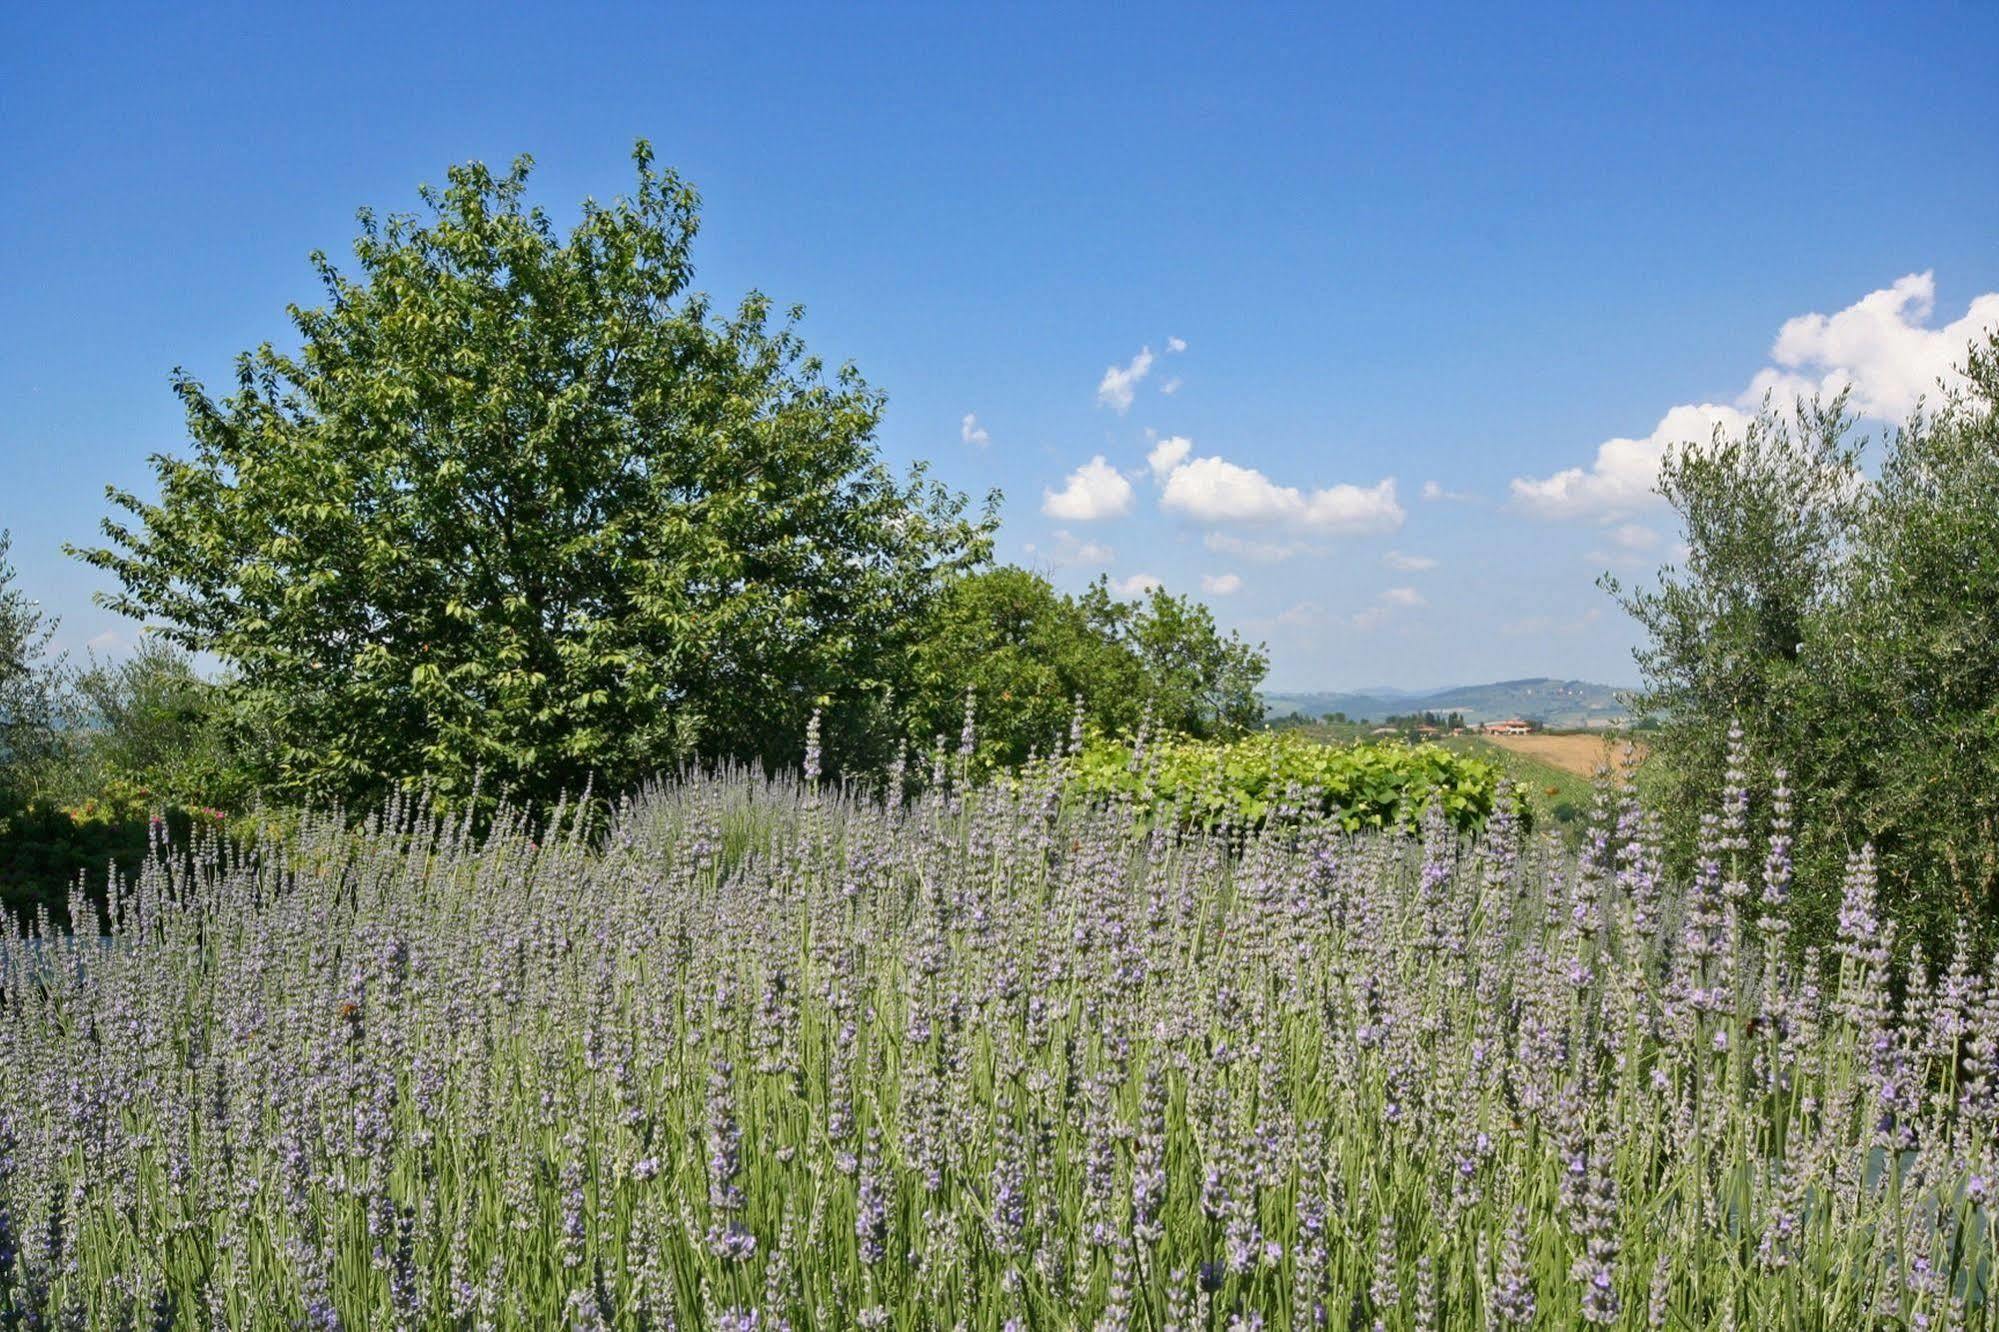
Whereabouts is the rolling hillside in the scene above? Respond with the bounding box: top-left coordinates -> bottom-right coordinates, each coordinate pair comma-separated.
1266,677 -> 1632,729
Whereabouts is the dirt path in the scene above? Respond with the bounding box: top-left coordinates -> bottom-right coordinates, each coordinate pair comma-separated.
1479,732 -> 1644,777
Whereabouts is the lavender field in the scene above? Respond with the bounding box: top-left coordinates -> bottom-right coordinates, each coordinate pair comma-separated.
0,736 -> 1993,1330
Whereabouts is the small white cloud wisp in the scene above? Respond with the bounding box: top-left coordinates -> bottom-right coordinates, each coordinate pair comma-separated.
1096,347 -> 1155,413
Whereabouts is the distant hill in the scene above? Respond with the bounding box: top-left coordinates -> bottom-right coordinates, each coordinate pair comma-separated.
1265,678 -> 1633,729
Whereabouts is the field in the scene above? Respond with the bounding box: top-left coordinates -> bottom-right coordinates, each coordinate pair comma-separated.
1476,731 -> 1642,779
1442,735 -> 1596,834
0,749 -> 1990,1330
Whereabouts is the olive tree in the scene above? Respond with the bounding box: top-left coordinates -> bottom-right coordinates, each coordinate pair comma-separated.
1613,331 -> 1999,957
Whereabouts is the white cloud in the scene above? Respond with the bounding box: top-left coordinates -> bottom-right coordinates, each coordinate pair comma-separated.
1158,451 -> 1404,535
1511,402 -> 1750,521
1747,272 -> 1999,421
1042,456 -> 1136,521
960,413 -> 990,447
1275,601 -> 1325,627
1383,550 -> 1438,572
1515,273 -> 1999,522
1113,572 -> 1162,598
1166,336 -> 1188,353
1160,376 -> 1183,396
1097,347 -> 1155,413
1609,523 -> 1659,551
1200,572 -> 1243,596
1203,531 -> 1314,563
1039,529 -> 1114,568
1586,524 -> 1665,569
1381,586 -> 1427,608
1147,435 -> 1192,480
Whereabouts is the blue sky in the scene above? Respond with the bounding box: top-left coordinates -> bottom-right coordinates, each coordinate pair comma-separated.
4,3 -> 1996,691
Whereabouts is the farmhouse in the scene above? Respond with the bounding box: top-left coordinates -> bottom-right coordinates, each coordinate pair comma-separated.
1482,718 -> 1533,736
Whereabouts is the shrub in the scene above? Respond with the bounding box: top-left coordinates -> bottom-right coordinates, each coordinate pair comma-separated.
1066,730 -> 1514,833
65,640 -> 251,810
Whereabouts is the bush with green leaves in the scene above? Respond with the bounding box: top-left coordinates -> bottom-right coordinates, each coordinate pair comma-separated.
1065,730 -> 1514,833
64,639 -> 250,811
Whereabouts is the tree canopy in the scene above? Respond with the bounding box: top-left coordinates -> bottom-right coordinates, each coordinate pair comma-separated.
73,145 -> 994,807
903,568 -> 1268,767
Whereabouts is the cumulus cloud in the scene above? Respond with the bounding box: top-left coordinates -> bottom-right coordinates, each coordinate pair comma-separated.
1511,402 -> 1751,521
960,413 -> 990,447
1160,376 -> 1183,396
1746,272 -> 1999,421
1383,550 -> 1438,572
1275,601 -> 1325,627
1609,523 -> 1659,551
1042,456 -> 1135,521
1200,572 -> 1243,596
1157,449 -> 1404,535
1350,606 -> 1391,633
1166,336 -> 1188,353
1147,435 -> 1192,480
1514,273 -> 1999,522
1096,347 -> 1155,413
1112,572 -> 1163,598
1381,586 -> 1427,608
1585,523 -> 1666,569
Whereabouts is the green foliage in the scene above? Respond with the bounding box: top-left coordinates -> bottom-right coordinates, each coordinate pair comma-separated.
902,568 -> 1270,767
1065,730 -> 1513,833
0,796 -> 230,921
70,145 -> 993,809
0,529 -> 66,799
1612,329 -> 1999,956
1079,576 -> 1268,739
67,639 -> 250,809
903,567 -> 1144,766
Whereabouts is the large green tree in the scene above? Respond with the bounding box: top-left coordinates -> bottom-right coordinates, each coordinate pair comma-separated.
903,567 -> 1145,767
74,146 -> 993,806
